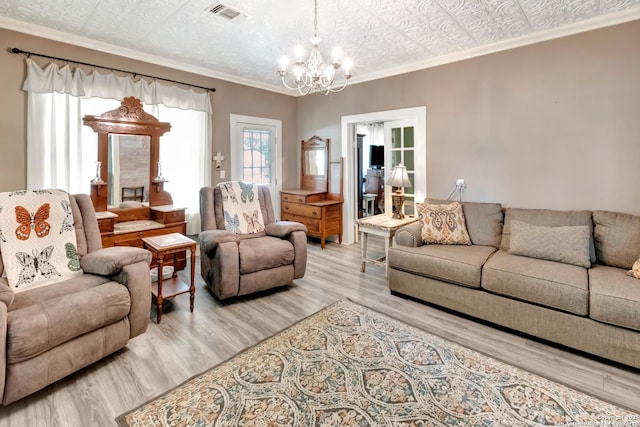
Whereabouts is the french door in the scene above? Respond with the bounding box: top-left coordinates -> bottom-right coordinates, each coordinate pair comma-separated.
230,115 -> 282,219
384,119 -> 416,216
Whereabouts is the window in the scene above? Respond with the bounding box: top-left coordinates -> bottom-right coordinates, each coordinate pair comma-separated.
241,129 -> 271,184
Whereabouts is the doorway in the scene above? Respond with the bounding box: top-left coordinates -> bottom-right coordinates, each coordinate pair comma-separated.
230,114 -> 282,219
340,107 -> 427,245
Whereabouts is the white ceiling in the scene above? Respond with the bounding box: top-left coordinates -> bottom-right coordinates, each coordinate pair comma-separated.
1,0 -> 640,95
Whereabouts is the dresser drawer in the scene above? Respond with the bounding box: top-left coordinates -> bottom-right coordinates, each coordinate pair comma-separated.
282,213 -> 320,233
281,193 -> 306,204
98,217 -> 115,233
152,209 -> 186,224
281,201 -> 322,218
325,204 -> 341,219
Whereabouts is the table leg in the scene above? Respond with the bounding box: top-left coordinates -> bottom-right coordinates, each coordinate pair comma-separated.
384,234 -> 392,279
189,246 -> 196,312
156,257 -> 164,323
360,230 -> 368,272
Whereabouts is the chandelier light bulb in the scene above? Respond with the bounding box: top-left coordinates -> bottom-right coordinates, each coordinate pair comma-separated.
279,56 -> 289,71
276,0 -> 352,95
331,46 -> 342,63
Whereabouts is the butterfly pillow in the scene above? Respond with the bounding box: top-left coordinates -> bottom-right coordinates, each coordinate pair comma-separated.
0,190 -> 83,292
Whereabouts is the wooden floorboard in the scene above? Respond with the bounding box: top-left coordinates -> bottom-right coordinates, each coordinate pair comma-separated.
0,236 -> 638,426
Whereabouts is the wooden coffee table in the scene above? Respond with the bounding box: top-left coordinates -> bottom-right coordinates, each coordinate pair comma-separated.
142,233 -> 197,323
357,214 -> 419,279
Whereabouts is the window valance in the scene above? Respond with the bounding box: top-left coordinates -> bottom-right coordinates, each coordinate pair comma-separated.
21,58 -> 212,114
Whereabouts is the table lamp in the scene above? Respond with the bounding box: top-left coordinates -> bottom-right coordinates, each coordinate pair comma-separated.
386,164 -> 412,219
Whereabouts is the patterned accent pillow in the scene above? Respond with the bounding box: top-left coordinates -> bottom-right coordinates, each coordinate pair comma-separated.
627,259 -> 640,279
419,202 -> 472,245
508,220 -> 591,268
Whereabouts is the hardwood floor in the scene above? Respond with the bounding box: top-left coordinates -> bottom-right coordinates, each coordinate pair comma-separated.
0,236 -> 639,426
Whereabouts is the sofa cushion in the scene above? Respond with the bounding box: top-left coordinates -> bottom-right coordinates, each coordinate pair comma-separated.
388,244 -> 497,288
419,202 -> 471,245
239,236 -> 295,274
426,199 -> 503,247
7,280 -> 130,363
589,264 -> 640,331
593,211 -> 640,269
508,220 -> 591,268
482,250 -> 589,315
500,208 -> 595,263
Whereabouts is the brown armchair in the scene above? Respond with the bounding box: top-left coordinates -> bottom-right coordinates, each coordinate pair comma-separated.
0,193 -> 151,405
199,185 -> 307,300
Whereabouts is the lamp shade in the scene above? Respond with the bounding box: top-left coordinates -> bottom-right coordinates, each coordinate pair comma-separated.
386,164 -> 412,188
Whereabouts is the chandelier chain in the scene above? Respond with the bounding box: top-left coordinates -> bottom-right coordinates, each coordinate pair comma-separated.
314,0 -> 318,38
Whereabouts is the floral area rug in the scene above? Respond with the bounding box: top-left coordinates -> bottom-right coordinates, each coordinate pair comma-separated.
117,299 -> 638,426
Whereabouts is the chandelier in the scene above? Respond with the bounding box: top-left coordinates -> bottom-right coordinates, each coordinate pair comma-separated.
277,0 -> 352,95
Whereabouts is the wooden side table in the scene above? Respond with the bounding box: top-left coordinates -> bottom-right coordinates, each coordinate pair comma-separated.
357,214 -> 419,279
141,233 -> 197,323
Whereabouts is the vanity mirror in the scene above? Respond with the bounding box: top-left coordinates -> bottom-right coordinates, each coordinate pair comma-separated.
83,97 -> 187,268
108,134 -> 151,206
301,135 -> 329,192
83,96 -> 172,211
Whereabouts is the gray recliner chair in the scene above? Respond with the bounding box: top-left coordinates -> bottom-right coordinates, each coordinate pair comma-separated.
0,193 -> 151,405
199,185 -> 307,300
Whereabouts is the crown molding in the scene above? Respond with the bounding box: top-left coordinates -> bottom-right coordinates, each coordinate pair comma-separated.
0,16 -> 292,96
348,7 -> 640,86
2,7 -> 640,97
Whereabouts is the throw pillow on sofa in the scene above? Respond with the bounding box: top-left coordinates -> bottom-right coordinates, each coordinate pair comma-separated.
418,202 -> 472,245
628,259 -> 640,279
508,220 -> 591,268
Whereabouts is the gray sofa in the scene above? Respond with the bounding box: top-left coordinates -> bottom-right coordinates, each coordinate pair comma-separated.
388,199 -> 640,369
199,185 -> 307,300
0,194 -> 152,404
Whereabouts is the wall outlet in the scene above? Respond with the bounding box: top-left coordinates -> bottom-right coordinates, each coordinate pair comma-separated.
220,170 -> 226,179
456,178 -> 466,189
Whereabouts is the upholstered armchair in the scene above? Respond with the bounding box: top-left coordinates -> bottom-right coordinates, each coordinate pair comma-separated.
199,185 -> 307,300
0,193 -> 151,405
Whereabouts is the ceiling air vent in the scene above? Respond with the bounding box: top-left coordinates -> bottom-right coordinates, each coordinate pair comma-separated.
208,2 -> 243,20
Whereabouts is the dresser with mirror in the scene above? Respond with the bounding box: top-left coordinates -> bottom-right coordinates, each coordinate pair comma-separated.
280,136 -> 343,249
83,96 -> 187,269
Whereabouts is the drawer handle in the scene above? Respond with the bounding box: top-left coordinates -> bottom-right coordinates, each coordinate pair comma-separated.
312,212 -> 317,216
138,232 -> 144,238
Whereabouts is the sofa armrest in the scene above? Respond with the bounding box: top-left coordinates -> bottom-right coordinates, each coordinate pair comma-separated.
0,278 -> 14,309
199,230 -> 240,256
110,262 -> 152,338
0,302 -> 6,404
395,222 -> 424,247
80,247 -> 152,276
265,221 -> 307,238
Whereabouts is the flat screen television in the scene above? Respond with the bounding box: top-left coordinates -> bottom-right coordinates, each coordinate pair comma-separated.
369,145 -> 384,169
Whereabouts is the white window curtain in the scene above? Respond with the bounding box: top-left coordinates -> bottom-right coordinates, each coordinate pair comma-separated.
22,58 -> 212,234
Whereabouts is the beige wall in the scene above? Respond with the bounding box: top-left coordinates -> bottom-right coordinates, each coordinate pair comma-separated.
0,28 -> 298,193
296,21 -> 640,215
2,21 -> 639,216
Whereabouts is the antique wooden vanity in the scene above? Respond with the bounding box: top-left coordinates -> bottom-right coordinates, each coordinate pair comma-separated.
83,97 -> 187,268
280,136 -> 343,249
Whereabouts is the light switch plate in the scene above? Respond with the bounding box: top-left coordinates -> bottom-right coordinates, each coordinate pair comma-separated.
220,170 -> 226,179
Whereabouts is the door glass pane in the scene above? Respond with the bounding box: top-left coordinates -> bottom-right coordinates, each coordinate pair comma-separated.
404,150 -> 414,170
242,129 -> 271,184
404,127 -> 414,148
391,128 -> 401,149
392,150 -> 401,166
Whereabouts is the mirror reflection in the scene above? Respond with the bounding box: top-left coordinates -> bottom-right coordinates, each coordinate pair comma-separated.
107,134 -> 150,207
304,149 -> 326,176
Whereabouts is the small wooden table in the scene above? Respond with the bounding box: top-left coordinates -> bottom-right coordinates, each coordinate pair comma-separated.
357,214 -> 419,279
141,233 -> 197,323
